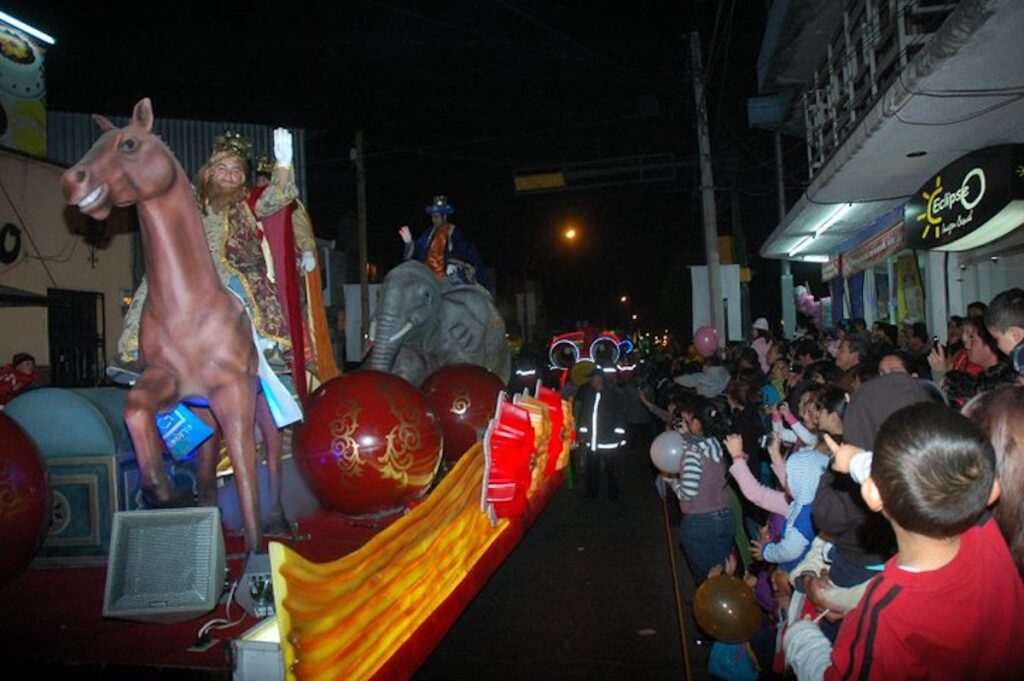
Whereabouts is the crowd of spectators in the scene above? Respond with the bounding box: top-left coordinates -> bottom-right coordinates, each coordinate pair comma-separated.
621,288 -> 1024,679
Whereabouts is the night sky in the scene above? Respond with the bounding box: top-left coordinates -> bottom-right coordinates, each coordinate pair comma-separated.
12,1 -> 824,339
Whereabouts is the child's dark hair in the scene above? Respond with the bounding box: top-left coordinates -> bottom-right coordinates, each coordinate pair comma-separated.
964,316 -> 1004,359
843,332 -> 874,364
986,288 -> 1024,334
872,402 -> 995,539
684,396 -> 733,440
816,387 -> 849,420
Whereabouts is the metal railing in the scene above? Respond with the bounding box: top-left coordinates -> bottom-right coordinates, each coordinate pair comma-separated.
802,0 -> 959,177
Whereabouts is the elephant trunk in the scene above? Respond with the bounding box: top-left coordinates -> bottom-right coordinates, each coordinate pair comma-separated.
368,313 -> 403,372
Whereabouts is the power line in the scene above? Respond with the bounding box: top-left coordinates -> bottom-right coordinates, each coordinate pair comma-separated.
354,0 -> 588,64
494,0 -> 660,89
891,93 -> 1024,126
309,111 -> 649,166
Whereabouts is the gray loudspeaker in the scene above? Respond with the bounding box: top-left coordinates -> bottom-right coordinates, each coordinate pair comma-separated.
102,507 -> 226,623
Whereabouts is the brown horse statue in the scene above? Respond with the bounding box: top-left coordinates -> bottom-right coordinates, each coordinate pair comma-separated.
61,98 -> 287,552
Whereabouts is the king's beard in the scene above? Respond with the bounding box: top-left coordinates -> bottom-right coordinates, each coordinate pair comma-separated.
204,179 -> 246,214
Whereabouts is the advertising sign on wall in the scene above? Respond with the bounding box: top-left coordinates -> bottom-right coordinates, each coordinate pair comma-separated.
0,23 -> 47,155
904,145 -> 1024,251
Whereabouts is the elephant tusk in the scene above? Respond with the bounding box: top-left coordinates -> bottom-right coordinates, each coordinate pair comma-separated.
368,320 -> 377,342
388,321 -> 414,343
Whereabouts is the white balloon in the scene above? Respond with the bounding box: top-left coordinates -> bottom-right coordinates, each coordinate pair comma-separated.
650,431 -> 685,474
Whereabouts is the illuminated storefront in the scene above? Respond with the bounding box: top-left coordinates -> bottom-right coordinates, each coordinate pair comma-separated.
822,146 -> 1024,334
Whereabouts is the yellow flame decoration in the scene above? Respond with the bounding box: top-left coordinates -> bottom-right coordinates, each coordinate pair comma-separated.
270,407 -> 574,680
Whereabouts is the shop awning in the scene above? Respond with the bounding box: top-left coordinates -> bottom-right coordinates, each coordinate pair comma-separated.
759,2 -> 1024,261
0,284 -> 49,307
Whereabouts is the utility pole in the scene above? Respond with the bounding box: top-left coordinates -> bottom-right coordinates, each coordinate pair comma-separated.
353,131 -> 370,353
730,166 -> 751,335
775,131 -> 796,336
690,31 -> 724,341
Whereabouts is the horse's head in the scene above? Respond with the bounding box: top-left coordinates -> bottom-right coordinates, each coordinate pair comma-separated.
61,98 -> 178,221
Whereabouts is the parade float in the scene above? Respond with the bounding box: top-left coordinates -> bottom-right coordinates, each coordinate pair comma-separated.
0,98 -> 572,679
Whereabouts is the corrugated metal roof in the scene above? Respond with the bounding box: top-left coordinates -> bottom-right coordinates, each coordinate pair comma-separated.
46,111 -> 308,201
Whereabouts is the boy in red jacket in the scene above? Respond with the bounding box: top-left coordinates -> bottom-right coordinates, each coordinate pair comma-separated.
785,402 -> 1024,680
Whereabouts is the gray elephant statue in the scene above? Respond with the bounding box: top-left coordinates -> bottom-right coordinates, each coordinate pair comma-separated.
367,261 -> 511,386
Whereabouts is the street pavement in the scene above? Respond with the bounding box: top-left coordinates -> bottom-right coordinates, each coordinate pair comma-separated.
417,440 -> 713,680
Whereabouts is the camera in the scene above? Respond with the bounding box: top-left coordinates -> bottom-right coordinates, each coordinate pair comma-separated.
932,335 -> 941,350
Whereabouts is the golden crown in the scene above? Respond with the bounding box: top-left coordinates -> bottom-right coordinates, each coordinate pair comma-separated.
254,154 -> 275,174
213,131 -> 252,161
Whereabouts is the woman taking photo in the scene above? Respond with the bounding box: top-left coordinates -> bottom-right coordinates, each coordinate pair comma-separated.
666,396 -> 736,585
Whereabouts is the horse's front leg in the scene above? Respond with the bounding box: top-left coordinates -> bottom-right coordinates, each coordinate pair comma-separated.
256,393 -> 289,535
193,407 -> 221,507
124,367 -> 185,506
210,377 -> 261,553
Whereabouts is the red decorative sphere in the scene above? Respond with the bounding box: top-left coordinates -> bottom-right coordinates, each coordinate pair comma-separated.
0,413 -> 50,587
294,371 -> 443,518
421,364 -> 506,464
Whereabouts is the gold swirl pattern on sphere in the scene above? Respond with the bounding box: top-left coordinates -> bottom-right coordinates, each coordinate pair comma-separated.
379,382 -> 438,488
329,400 -> 363,483
450,386 -> 471,416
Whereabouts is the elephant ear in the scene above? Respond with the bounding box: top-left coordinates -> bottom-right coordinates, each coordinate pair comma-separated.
440,286 -> 495,354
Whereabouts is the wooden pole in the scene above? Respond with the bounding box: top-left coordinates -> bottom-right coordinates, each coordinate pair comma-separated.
690,32 -> 724,341
354,130 -> 370,354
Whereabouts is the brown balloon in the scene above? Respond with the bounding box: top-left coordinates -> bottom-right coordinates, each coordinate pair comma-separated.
693,575 -> 761,642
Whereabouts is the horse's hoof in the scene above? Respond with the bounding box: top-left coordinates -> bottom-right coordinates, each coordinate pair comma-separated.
264,511 -> 294,537
141,488 -> 196,509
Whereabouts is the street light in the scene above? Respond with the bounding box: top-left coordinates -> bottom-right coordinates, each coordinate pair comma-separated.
631,314 -> 638,321
563,226 -> 578,241
619,295 -> 628,303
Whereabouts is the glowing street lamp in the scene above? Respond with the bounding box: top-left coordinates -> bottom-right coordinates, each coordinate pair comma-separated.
563,226 -> 578,242
619,295 -> 628,304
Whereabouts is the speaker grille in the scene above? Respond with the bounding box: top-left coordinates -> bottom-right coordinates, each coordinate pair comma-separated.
103,508 -> 226,622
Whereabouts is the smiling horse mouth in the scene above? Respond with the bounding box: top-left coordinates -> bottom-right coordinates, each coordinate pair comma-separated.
76,184 -> 108,211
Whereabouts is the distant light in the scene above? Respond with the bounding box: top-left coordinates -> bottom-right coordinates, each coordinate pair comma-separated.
631,314 -> 638,321
0,11 -> 55,45
564,227 -> 578,240
619,295 -> 628,303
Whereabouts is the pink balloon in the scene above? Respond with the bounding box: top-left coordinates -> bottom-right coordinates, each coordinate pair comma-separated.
694,325 -> 719,357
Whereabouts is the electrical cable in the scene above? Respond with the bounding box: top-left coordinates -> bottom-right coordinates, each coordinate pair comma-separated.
354,0 -> 588,65
196,578 -> 247,642
891,92 -> 1024,126
494,0 -> 660,89
42,238 -> 81,264
0,180 -> 57,287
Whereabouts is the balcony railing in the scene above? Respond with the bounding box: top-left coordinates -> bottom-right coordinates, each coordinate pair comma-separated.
803,0 -> 959,178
